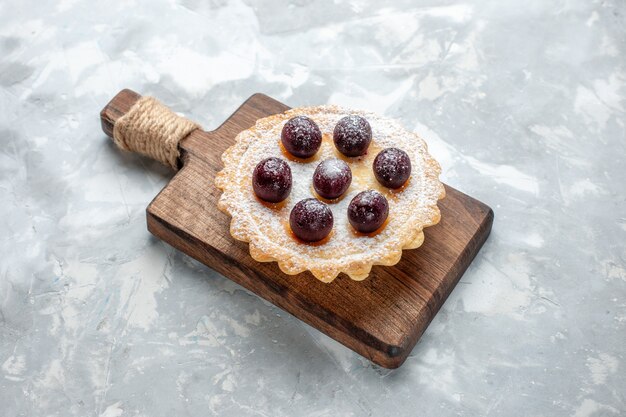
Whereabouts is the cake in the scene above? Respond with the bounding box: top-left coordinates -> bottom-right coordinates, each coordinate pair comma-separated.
215,105 -> 445,282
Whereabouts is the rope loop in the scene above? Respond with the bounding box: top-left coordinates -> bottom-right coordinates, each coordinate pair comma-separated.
113,96 -> 199,170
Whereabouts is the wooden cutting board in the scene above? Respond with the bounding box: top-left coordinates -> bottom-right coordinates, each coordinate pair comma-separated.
101,89 -> 493,368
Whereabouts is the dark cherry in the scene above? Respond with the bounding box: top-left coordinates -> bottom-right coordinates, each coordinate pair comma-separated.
289,198 -> 334,242
347,190 -> 389,234
252,157 -> 292,203
333,115 -> 372,157
313,158 -> 352,199
281,116 -> 322,158
373,147 -> 412,189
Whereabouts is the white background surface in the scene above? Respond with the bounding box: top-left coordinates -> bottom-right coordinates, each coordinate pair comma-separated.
1,1 -> 624,416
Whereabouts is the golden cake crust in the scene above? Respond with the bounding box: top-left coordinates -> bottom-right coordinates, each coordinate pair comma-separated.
215,105 -> 445,282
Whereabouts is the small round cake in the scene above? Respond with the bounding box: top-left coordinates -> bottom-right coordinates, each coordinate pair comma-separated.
216,105 -> 444,282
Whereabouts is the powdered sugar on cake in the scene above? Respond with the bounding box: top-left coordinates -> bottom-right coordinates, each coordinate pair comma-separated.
216,105 -> 445,282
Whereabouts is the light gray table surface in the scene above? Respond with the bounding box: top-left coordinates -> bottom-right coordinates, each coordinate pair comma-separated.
1,1 -> 624,416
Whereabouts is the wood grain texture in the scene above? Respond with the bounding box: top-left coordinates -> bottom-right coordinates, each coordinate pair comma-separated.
101,90 -> 493,368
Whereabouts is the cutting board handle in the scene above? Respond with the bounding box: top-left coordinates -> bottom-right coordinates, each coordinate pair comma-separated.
100,89 -> 142,138
100,89 -> 200,170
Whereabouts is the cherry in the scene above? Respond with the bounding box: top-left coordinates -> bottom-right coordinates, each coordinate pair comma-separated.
313,158 -> 352,199
252,157 -> 292,203
373,147 -> 411,189
347,190 -> 389,233
281,116 -> 322,158
333,115 -> 372,157
289,198 -> 334,242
